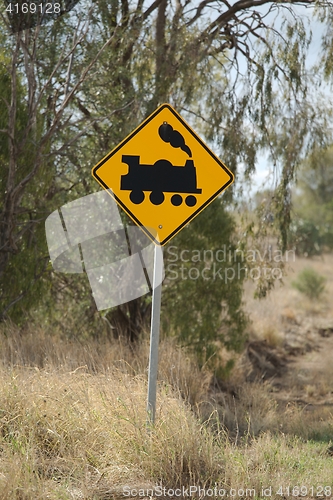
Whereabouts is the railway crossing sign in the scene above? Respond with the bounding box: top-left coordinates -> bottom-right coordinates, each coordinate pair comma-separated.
92,103 -> 234,245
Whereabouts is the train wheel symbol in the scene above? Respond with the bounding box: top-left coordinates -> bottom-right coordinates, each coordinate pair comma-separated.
150,191 -> 165,205
130,191 -> 198,206
130,190 -> 145,204
185,195 -> 196,207
171,194 -> 182,206
170,194 -> 198,206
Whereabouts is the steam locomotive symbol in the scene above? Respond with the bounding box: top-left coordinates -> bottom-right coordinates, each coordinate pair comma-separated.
120,155 -> 202,206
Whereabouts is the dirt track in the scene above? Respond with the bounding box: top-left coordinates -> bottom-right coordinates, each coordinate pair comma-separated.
244,315 -> 333,411
241,254 -> 333,410
277,324 -> 333,407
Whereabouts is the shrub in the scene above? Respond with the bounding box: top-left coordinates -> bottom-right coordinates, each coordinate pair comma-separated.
292,267 -> 326,299
288,219 -> 321,257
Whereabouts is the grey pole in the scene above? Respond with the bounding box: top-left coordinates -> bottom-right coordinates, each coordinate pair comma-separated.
147,243 -> 164,425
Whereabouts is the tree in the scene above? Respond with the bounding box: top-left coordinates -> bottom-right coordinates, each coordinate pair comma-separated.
290,145 -> 333,254
0,0 -> 332,352
0,9 -> 136,318
296,146 -> 333,208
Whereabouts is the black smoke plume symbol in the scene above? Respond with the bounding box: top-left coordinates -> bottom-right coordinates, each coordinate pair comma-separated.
158,123 -> 192,157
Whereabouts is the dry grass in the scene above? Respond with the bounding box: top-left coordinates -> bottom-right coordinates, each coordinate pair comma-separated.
2,254 -> 333,497
224,431 -> 333,496
243,253 -> 333,336
0,323 -> 332,498
0,365 -> 225,499
255,324 -> 284,348
0,360 -> 332,499
0,324 -> 218,498
0,323 -> 209,408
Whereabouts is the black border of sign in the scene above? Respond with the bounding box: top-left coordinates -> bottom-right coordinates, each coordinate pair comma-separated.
92,103 -> 234,246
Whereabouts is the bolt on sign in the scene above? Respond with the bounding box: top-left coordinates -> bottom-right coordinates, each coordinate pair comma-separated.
92,104 -> 234,245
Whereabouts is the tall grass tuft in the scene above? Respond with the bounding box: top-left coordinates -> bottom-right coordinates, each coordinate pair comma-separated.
292,267 -> 326,299
0,322 -> 333,498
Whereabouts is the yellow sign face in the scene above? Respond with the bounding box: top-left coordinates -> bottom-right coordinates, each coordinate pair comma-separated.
92,104 -> 234,246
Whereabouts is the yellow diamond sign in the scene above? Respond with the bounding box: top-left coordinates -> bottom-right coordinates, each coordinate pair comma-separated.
92,104 -> 234,245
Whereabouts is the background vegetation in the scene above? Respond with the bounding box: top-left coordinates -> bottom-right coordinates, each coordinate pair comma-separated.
1,0 -> 333,368
1,1 -> 333,496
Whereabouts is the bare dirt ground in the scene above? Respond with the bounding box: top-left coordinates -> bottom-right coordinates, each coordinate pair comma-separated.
242,253 -> 333,411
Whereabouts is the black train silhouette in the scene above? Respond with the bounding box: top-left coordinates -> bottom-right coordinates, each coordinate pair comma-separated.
121,155 -> 202,206
120,123 -> 201,206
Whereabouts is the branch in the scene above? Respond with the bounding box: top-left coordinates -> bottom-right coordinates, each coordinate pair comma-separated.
186,0 -> 227,27
64,31 -> 77,98
205,0 -> 314,34
121,0 -> 129,28
143,0 -> 165,20
10,24 -> 120,205
53,99 -> 135,156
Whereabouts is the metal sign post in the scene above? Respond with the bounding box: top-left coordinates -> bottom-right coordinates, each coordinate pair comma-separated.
147,243 -> 164,425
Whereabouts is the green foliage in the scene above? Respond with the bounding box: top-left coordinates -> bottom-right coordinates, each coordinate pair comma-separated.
162,197 -> 248,375
292,267 -> 326,300
0,45 -> 57,321
1,0 -> 333,368
292,146 -> 333,254
288,219 -> 322,257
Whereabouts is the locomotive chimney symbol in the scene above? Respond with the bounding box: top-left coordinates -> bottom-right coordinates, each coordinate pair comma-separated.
120,123 -> 201,206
